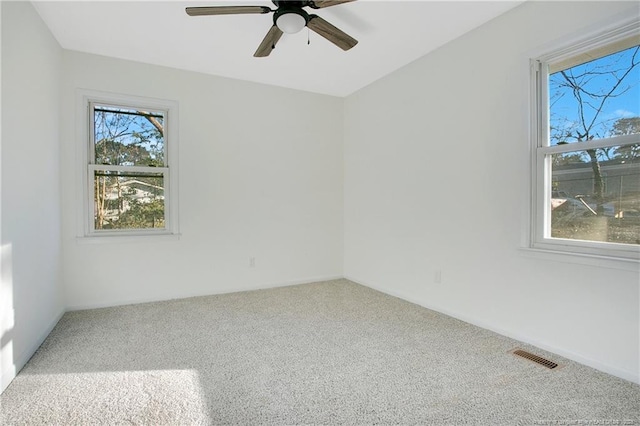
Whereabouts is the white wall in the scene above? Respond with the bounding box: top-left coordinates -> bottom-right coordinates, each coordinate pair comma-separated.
1,1 -> 64,392
344,1 -> 640,383
59,52 -> 344,309
1,0 -> 636,394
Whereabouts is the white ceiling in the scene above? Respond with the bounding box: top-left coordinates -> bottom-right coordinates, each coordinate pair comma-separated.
33,0 -> 523,97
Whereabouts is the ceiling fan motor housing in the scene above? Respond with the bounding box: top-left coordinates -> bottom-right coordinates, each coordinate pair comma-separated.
273,1 -> 310,33
272,0 -> 312,9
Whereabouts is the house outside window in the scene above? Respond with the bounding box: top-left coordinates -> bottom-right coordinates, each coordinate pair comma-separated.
531,21 -> 639,260
81,92 -> 179,238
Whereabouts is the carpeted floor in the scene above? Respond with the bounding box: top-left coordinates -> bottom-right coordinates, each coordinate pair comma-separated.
1,279 -> 638,425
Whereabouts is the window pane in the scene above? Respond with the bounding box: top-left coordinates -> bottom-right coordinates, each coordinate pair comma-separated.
550,145 -> 640,245
93,170 -> 165,230
548,45 -> 639,146
93,105 -> 165,167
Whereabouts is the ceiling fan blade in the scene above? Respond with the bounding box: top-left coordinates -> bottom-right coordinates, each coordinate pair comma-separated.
185,6 -> 271,16
308,0 -> 356,9
307,15 -> 358,51
254,25 -> 284,57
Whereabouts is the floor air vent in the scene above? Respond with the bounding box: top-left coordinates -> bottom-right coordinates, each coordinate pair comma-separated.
512,349 -> 559,369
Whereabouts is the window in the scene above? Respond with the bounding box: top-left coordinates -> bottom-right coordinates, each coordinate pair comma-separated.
81,92 -> 179,238
531,22 -> 639,260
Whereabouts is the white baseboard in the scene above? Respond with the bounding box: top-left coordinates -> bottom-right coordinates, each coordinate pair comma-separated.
65,275 -> 345,312
1,309 -> 65,393
0,363 -> 15,394
345,275 -> 640,385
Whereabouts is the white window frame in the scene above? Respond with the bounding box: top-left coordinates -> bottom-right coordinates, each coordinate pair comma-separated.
77,90 -> 179,240
530,20 -> 640,262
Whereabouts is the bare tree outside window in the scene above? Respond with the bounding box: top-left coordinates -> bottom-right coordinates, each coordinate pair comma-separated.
548,44 -> 640,245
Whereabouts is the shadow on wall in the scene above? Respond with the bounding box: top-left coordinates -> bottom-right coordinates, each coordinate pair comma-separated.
1,243 -> 15,393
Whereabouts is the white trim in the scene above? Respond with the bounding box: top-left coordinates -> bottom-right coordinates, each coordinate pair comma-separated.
534,238 -> 640,261
519,247 -> 639,272
76,233 -> 181,244
542,134 -> 639,154
88,164 -> 169,174
1,309 -> 65,394
526,14 -> 640,62
65,275 -> 344,311
76,89 -> 180,239
541,20 -> 640,73
345,275 -> 640,384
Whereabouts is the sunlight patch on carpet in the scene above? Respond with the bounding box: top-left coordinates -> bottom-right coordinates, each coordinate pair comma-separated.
1,369 -> 210,425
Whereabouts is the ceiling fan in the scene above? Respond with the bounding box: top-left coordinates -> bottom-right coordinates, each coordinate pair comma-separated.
185,0 -> 358,57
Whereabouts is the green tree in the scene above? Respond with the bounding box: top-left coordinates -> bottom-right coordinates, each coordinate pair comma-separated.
551,151 -> 587,167
94,108 -> 165,229
95,139 -> 153,166
116,199 -> 165,229
611,117 -> 640,160
94,109 -> 164,166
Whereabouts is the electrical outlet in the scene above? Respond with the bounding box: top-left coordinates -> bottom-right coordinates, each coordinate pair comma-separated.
249,257 -> 256,268
434,270 -> 442,284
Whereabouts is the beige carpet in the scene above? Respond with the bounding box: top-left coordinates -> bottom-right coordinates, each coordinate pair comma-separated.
1,279 -> 638,425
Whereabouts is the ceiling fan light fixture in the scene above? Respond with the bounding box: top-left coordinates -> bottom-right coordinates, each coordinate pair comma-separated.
276,11 -> 306,34
186,1 -> 359,57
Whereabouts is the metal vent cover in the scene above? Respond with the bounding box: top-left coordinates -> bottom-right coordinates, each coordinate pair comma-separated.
511,348 -> 559,369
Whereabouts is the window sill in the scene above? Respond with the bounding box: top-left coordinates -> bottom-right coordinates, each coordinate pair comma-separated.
519,246 -> 639,272
76,233 -> 181,244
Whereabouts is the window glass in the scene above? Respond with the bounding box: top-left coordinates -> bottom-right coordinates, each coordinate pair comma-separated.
94,105 -> 165,167
549,145 -> 640,245
548,45 -> 639,146
93,170 -> 165,231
